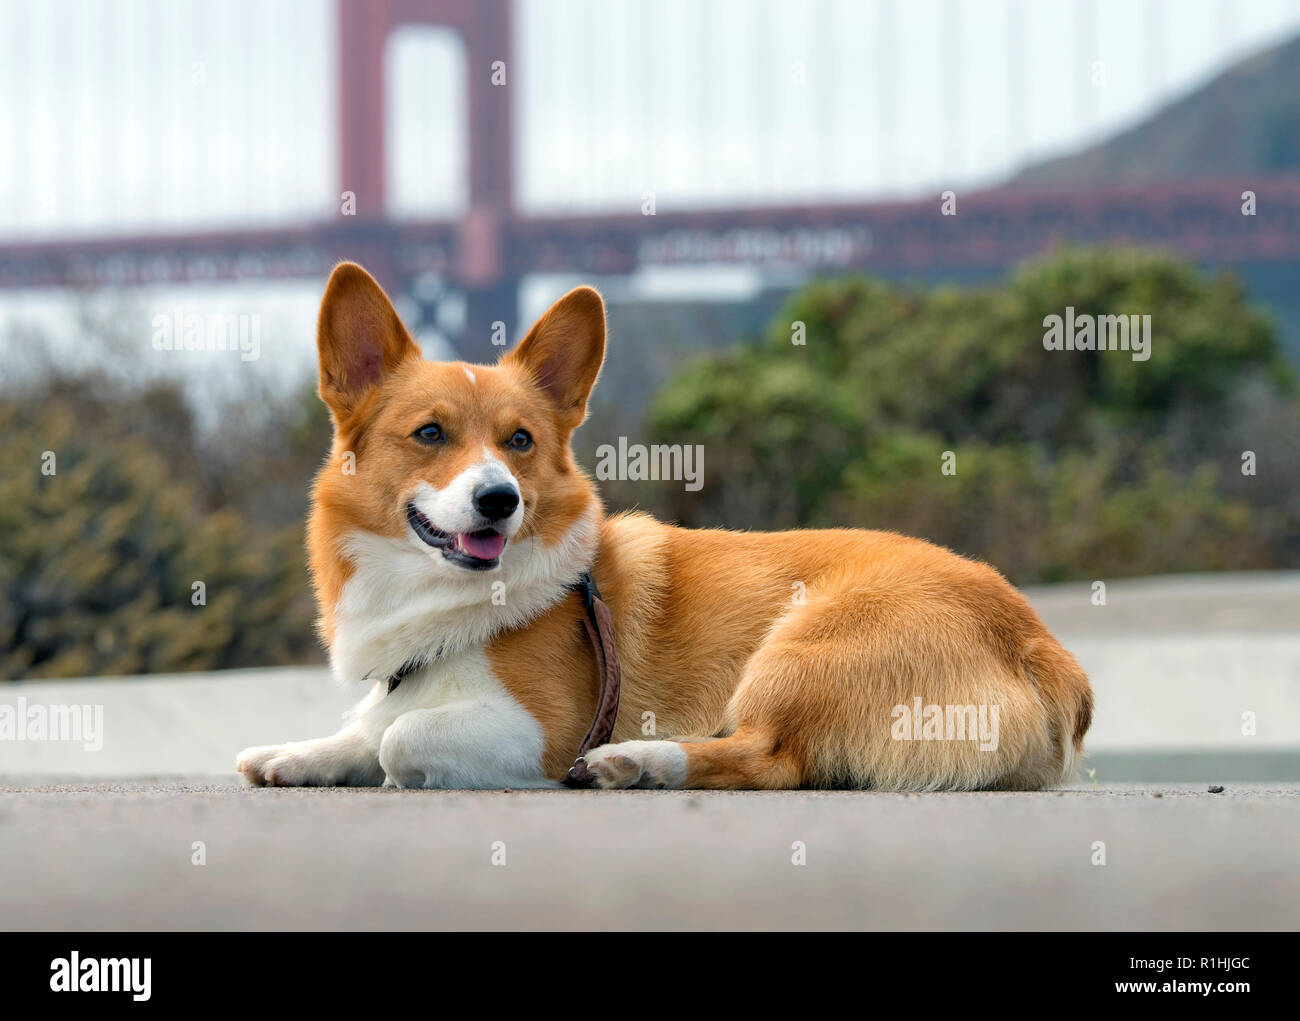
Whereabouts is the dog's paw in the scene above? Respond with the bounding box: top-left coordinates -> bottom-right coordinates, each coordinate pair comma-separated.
583,740 -> 688,790
236,744 -> 319,787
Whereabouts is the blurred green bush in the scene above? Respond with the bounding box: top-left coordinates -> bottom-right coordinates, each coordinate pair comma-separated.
4,246 -> 1297,679
647,247 -> 1300,582
0,373 -> 327,680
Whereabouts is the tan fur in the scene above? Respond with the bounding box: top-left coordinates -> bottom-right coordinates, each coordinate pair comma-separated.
307,263 -> 1093,791
486,517 -> 1092,790
308,265 -> 597,647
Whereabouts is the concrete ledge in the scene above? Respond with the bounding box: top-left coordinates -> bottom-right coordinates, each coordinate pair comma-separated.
1085,749 -> 1300,783
1024,570 -> 1300,635
0,667 -> 352,778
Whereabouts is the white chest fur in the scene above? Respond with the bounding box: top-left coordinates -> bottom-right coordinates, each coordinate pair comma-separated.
322,511 -> 598,788
329,510 -> 597,686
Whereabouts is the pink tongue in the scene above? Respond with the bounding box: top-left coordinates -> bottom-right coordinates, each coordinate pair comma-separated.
457,531 -> 506,560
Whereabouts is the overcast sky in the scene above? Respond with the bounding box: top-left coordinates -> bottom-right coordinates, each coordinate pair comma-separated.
3,0 -> 1300,407
2,0 -> 1300,239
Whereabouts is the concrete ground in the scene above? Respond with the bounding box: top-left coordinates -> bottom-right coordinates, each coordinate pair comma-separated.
1,780 -> 1296,930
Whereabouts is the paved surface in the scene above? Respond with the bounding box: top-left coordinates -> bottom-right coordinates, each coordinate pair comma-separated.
1,780 -> 1296,930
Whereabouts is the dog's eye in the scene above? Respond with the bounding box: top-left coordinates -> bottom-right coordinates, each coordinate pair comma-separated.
413,423 -> 444,444
508,429 -> 533,451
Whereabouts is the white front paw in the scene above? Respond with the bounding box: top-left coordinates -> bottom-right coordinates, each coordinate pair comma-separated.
583,740 -> 688,790
236,744 -> 322,787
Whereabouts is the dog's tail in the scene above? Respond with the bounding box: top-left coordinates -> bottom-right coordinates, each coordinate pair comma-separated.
1025,636 -> 1093,782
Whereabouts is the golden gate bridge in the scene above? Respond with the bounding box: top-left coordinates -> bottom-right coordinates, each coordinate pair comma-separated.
2,0 -> 1298,363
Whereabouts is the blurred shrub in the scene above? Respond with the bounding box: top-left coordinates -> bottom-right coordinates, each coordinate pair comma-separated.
647,247 -> 1297,582
5,245 -> 1297,679
0,375 -> 324,680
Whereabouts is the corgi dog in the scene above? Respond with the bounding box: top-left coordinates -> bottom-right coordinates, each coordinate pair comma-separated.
237,263 -> 1092,791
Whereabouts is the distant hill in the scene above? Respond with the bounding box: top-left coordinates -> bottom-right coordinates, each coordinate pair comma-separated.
1012,32 -> 1300,188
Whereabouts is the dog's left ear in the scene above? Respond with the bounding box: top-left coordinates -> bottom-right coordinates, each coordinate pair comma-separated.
504,286 -> 606,428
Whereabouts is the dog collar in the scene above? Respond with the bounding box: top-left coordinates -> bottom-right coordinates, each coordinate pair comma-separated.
561,571 -> 624,788
382,572 -> 623,787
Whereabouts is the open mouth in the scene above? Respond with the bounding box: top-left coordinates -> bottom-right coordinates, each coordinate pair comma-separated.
406,503 -> 506,570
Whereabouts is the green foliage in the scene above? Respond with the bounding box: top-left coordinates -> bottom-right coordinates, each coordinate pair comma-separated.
4,246 -> 1296,678
648,247 -> 1297,582
0,380 -> 322,680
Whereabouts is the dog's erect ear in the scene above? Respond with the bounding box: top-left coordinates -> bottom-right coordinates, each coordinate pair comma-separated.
504,286 -> 606,428
317,262 -> 421,421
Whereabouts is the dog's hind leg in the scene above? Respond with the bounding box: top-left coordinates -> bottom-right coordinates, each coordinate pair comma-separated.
726,572 -> 1079,790
583,730 -> 804,789
583,730 -> 801,789
586,563 -> 1087,792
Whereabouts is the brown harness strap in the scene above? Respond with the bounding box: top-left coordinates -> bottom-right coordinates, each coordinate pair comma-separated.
561,571 -> 623,788
384,571 -> 622,789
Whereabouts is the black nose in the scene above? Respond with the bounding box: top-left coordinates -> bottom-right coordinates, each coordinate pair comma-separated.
472,483 -> 520,522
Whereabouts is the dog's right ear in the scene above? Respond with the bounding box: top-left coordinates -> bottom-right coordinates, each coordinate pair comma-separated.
317,262 -> 420,422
